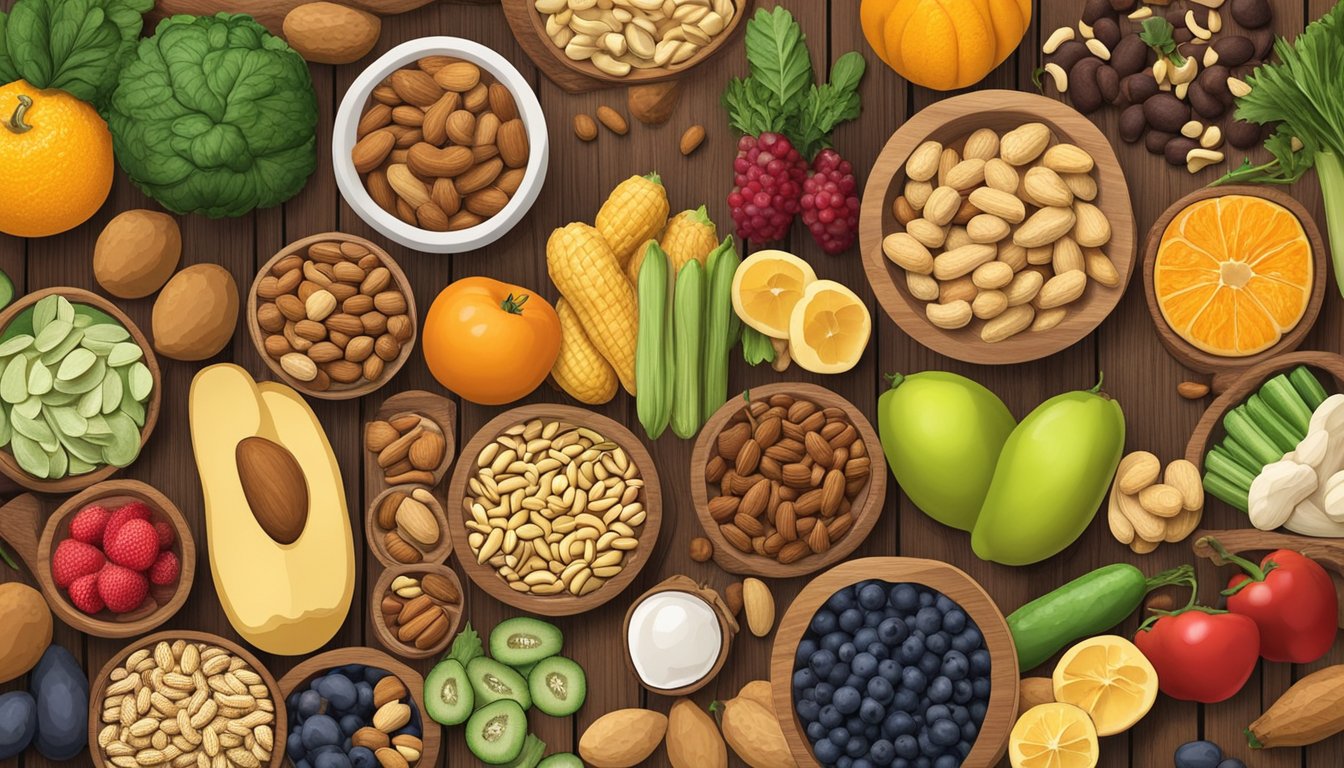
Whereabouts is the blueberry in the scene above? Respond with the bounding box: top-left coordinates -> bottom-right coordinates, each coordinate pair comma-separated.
917,731 -> 938,757
853,653 -> 879,679
855,628 -> 879,649
865,611 -> 885,628
890,584 -> 919,611
883,711 -> 916,738
904,616 -> 918,631
859,583 -> 887,610
914,607 -> 942,634
960,719 -> 978,742
925,632 -> 949,656
319,674 -> 357,712
867,642 -> 890,660
798,699 -> 821,723
338,714 -> 363,736
1174,740 -> 1223,768
950,705 -> 969,725
970,649 -> 992,676
860,698 -> 885,724
828,664 -> 851,687
925,704 -> 950,723
853,758 -> 875,768
846,675 -> 868,691
838,757 -> 853,768
956,628 -> 985,654
827,588 -> 858,613
834,686 -> 863,715
970,701 -> 987,722
296,760 -> 311,768
846,736 -> 870,758
286,727 -> 306,759
313,752 -> 352,768
915,757 -> 931,768
933,755 -> 960,768
812,650 -> 838,679
927,676 -> 952,704
894,734 -> 919,759
839,643 -> 858,663
879,660 -> 901,683
919,591 -> 934,607
298,689 -> 324,718
929,719 -> 960,747
814,738 -> 842,764
816,683 -> 836,705
301,715 -> 341,749
942,609 -> 967,634
820,705 -> 844,728
900,667 -> 927,694
347,747 -> 376,768
813,610 -> 840,635
831,727 -> 851,746
918,653 -> 941,678
867,676 -> 894,704
952,680 -> 973,705
972,677 -> 991,701
839,608 -> 865,633
899,637 -> 924,664
894,689 -> 919,712
941,651 -> 969,681
866,724 -> 881,742
362,668 -> 387,684
871,739 -> 896,767
795,668 -> 819,691
807,721 -> 828,742
355,682 -> 373,714
878,618 -> 908,645
1216,761 -> 1247,768
797,639 -> 819,667
822,631 -> 849,653
847,716 -> 867,735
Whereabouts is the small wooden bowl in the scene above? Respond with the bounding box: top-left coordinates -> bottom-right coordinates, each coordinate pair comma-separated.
89,630 -> 288,767
445,403 -> 662,616
1142,186 -> 1327,375
690,382 -> 887,578
370,562 -> 466,660
367,486 -> 453,568
276,646 -> 439,768
363,391 -> 458,493
859,90 -> 1137,365
1184,351 -> 1344,472
247,233 -> 417,400
500,0 -> 749,90
0,287 -> 162,493
622,576 -> 738,697
0,481 -> 194,638
770,558 -> 1019,768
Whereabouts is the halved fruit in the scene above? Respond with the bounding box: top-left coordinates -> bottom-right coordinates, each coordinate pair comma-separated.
465,700 -> 527,765
1051,635 -> 1158,737
1154,194 -> 1313,357
467,657 -> 531,710
731,249 -> 817,338
788,279 -> 871,374
529,656 -> 586,717
424,659 -> 472,726
1009,702 -> 1099,768
489,617 -> 563,668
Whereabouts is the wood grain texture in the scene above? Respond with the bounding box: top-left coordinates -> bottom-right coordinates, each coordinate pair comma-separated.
689,381 -> 888,577
148,0 -> 441,35
0,287 -> 162,493
368,562 -> 465,660
859,90 -> 1137,365
1142,186 -> 1328,374
769,557 -> 1019,768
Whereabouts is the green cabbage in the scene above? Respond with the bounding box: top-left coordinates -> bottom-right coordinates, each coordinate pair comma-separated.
106,13 -> 317,218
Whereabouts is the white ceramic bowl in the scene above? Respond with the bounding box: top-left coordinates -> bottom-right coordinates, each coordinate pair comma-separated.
333,37 -> 549,254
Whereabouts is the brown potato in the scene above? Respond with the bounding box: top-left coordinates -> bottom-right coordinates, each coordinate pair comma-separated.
152,264 -> 240,361
93,209 -> 181,299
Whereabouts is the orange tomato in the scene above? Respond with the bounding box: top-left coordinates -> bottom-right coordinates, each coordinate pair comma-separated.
422,277 -> 562,405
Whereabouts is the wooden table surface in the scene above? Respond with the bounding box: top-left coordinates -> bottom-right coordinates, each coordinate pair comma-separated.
2,1 -> 1341,766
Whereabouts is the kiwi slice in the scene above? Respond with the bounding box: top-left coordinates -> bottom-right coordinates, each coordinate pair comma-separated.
527,656 -> 586,717
465,700 -> 527,765
537,754 -> 583,768
467,657 -> 532,710
423,659 -> 473,725
490,617 -> 564,667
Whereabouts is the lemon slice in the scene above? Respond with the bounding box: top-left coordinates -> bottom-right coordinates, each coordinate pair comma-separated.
788,280 -> 871,374
1009,702 -> 1100,768
1051,635 -> 1157,737
731,249 -> 817,338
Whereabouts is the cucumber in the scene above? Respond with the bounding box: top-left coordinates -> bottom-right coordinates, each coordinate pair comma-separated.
1008,564 -> 1192,672
1261,374 -> 1314,436
670,260 -> 705,439
1219,437 -> 1263,475
1204,469 -> 1250,513
1245,394 -> 1303,453
635,243 -> 673,440
1223,407 -> 1285,466
1205,447 -> 1257,490
1290,365 -> 1329,410
702,237 -> 739,420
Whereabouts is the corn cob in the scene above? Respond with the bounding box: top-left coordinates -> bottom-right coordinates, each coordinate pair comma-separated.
551,298 -> 619,405
627,205 -> 718,283
596,172 -> 669,267
547,222 -> 639,394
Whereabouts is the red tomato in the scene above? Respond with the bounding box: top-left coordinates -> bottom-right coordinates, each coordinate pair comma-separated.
1134,608 -> 1260,703
1222,546 -> 1338,664
422,277 -> 561,405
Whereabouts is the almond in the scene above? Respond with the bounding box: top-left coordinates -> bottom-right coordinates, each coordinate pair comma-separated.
1116,451 -> 1161,495
905,140 -> 942,181
421,572 -> 460,603
445,110 -> 476,145
433,61 -> 481,92
236,436 -> 309,544
408,431 -> 445,471
1013,206 -> 1077,248
396,497 -> 440,546
1000,122 -> 1053,165
1035,270 -> 1087,309
407,143 -> 472,177
1072,201 -> 1112,248
497,119 -> 529,168
384,164 -> 430,208
742,578 -> 774,637
1022,166 -> 1074,207
357,103 -> 392,138
390,69 -> 443,108
488,83 -> 518,121
473,112 -> 500,147
456,158 -> 503,195
1138,483 -> 1184,518
1042,143 -> 1095,174
596,105 -> 629,135
373,676 -> 408,709
284,2 -> 380,65
573,113 -> 598,141
679,124 -> 706,155
352,130 -> 395,173
414,608 -> 450,649
420,92 -> 460,145
980,304 -> 1034,343
384,530 -> 420,563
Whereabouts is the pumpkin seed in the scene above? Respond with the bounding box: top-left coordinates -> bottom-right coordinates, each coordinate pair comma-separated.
11,432 -> 47,478
49,407 -> 87,438
0,335 -> 33,357
47,446 -> 67,478
121,395 -> 145,427
33,320 -> 72,353
100,372 -> 121,416
14,396 -> 40,420
0,407 -> 8,445
26,361 -> 51,396
77,388 -> 102,418
40,328 -> 84,365
72,314 -> 91,329
128,363 -> 152,401
82,324 -> 129,343
53,358 -> 105,395
102,412 -> 139,467
57,348 -> 96,380
68,455 -> 94,474
11,411 -> 53,445
0,356 -> 26,404
107,342 -> 142,367
60,432 -> 102,465
31,297 -> 58,335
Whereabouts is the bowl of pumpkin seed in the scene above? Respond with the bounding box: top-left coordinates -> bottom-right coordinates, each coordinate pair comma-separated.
0,288 -> 160,492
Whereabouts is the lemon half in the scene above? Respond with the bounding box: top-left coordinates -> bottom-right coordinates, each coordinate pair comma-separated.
788,279 -> 871,374
1009,702 -> 1100,768
731,249 -> 817,338
1051,635 -> 1158,737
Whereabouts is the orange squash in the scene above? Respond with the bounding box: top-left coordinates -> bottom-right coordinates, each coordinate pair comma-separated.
861,0 -> 1031,91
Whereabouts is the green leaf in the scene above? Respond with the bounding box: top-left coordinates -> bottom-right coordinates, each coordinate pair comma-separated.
446,622 -> 484,666
1138,17 -> 1184,67
741,7 -> 813,118
1032,66 -> 1046,92
722,76 -> 785,136
792,52 -> 866,158
1,0 -> 151,108
0,14 -> 18,85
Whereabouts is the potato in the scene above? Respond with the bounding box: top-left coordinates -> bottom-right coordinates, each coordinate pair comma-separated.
152,264 -> 239,361
0,583 -> 51,684
93,209 -> 181,299
283,2 -> 381,65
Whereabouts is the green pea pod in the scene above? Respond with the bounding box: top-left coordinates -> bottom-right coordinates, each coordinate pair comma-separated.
877,371 -> 1015,532
971,378 -> 1125,566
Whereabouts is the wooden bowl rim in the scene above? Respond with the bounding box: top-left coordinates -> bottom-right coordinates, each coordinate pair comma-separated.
89,629 -> 288,768
246,232 -> 418,401
770,557 -> 1019,768
620,577 -> 737,697
506,0 -> 748,85
369,562 -> 466,660
689,382 -> 888,577
445,402 -> 663,616
0,287 -> 162,492
858,90 -> 1137,365
366,485 -> 453,568
38,480 -> 195,638
1142,185 -> 1328,374
275,646 -> 439,768
1184,350 -> 1344,471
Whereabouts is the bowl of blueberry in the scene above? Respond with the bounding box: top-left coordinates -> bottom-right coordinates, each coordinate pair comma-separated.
769,557 -> 1019,768
276,648 -> 439,768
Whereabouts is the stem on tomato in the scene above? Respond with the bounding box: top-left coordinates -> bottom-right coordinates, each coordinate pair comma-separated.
1138,567 -> 1228,630
499,293 -> 530,315
1202,537 -> 1272,596
6,95 -> 32,134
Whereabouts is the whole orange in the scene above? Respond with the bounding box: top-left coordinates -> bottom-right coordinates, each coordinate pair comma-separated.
0,80 -> 114,237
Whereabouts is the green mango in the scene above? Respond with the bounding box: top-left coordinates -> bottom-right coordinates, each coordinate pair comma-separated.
877,371 -> 1016,531
972,380 -> 1125,565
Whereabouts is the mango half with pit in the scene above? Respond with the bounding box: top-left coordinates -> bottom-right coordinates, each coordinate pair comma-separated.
189,364 -> 354,655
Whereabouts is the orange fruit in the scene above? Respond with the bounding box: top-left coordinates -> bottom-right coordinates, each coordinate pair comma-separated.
0,81 -> 114,238
1154,194 -> 1313,357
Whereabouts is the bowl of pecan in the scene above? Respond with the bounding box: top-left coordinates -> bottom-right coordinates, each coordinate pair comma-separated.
690,382 -> 888,578
333,37 -> 549,254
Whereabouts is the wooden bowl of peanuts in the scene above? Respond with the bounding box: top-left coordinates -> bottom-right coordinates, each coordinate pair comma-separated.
247,233 -> 417,400
859,90 -> 1137,365
445,403 -> 663,616
89,630 -> 288,768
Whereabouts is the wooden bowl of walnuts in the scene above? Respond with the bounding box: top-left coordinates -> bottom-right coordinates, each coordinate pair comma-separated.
247,233 -> 417,400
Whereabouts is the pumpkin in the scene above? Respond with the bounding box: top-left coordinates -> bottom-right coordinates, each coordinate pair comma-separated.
861,0 -> 1032,90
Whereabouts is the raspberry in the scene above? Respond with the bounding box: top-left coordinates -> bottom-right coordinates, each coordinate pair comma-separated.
154,521 -> 175,550
800,149 -> 861,255
67,573 -> 104,614
104,518 -> 159,571
97,564 -> 148,614
69,504 -> 112,545
728,132 -> 808,245
103,501 -> 152,548
148,551 -> 180,586
52,538 -> 105,587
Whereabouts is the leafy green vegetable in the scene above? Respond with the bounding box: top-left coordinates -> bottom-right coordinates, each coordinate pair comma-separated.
722,7 -> 865,159
446,622 -> 484,666
106,13 -> 318,218
1138,17 -> 1185,67
1215,2 -> 1344,296
0,0 -> 151,108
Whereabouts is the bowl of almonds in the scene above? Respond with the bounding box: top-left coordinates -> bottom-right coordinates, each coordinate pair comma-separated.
367,486 -> 451,567
247,233 -> 416,399
370,565 -> 465,659
690,382 -> 887,578
333,37 -> 548,254
445,403 -> 662,616
859,90 -> 1137,365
